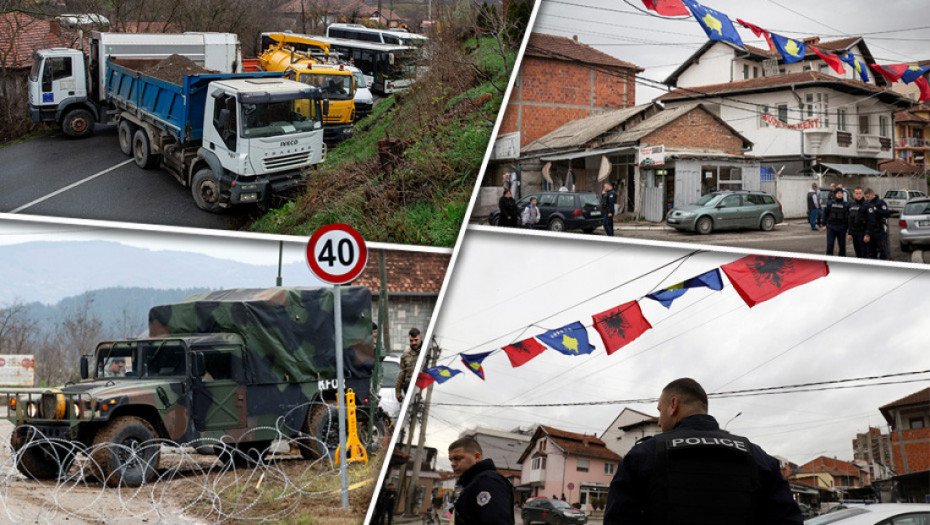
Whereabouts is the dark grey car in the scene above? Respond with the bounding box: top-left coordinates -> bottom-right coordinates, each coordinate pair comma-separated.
522,498 -> 587,525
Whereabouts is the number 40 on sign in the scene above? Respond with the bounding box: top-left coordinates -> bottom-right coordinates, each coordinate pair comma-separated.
306,224 -> 369,285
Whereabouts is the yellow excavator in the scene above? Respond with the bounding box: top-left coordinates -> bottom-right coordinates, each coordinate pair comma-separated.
259,33 -> 356,142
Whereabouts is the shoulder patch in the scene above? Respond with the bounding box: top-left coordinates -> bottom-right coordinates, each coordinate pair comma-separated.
477,491 -> 491,506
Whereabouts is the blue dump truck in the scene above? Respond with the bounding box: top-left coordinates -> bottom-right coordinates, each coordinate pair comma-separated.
105,61 -> 327,211
28,32 -> 327,211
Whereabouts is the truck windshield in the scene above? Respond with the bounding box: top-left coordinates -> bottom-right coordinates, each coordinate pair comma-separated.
241,98 -> 323,138
298,73 -> 354,100
29,56 -> 41,82
94,340 -> 187,378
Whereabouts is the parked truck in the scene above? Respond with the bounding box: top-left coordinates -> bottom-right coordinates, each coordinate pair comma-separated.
258,35 -> 356,142
28,31 -> 242,138
4,287 -> 376,487
105,61 -> 326,210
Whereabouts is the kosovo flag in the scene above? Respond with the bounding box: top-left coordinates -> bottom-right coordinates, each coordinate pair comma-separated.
681,0 -> 744,47
646,268 -> 724,308
591,301 -> 652,356
901,65 -> 930,84
536,322 -> 596,356
415,366 -> 462,390
460,351 -> 493,380
721,256 -> 829,308
771,33 -> 807,64
840,53 -> 869,82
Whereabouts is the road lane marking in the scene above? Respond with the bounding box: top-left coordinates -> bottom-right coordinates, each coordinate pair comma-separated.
10,159 -> 134,213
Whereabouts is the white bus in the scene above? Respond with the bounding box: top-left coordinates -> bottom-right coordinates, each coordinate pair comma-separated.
263,33 -> 419,94
326,23 -> 428,47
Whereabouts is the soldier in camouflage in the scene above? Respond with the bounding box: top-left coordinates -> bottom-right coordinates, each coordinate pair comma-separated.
395,327 -> 422,401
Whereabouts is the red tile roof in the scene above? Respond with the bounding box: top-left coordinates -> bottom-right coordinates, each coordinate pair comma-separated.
880,387 -> 930,411
878,159 -> 923,175
800,456 -> 860,477
0,12 -> 71,69
659,71 -> 908,106
525,32 -> 643,72
519,425 -> 623,464
352,249 -> 449,295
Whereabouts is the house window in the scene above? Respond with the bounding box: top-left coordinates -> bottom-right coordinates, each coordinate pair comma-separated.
821,94 -> 830,128
604,462 -> 616,475
532,457 -> 547,470
777,104 -> 789,123
911,417 -> 925,429
540,440 -> 546,451
759,105 -> 770,128
879,116 -> 889,137
577,458 -> 590,472
743,64 -> 749,80
805,93 -> 815,119
820,64 -> 830,73
753,66 -> 759,78
859,114 -> 870,135
803,64 -> 812,72
838,108 -> 847,131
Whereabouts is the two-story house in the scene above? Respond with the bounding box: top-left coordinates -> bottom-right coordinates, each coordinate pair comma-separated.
517,425 -> 622,509
879,387 -> 930,476
599,408 -> 661,458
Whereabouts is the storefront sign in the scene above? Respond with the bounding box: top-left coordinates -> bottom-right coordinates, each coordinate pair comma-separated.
762,114 -> 820,130
639,145 -> 665,167
0,354 -> 34,387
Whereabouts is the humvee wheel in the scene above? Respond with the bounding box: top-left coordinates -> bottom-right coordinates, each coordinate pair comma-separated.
299,403 -> 331,460
11,435 -> 75,480
91,415 -> 159,487
299,404 -> 386,460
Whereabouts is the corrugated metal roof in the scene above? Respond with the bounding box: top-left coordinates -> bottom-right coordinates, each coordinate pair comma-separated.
523,104 -> 656,153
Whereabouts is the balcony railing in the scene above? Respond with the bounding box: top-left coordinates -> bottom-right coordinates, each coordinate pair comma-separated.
897,137 -> 928,148
858,134 -> 883,153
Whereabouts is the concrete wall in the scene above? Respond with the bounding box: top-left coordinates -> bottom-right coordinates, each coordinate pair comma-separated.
775,175 -> 928,219
373,295 -> 437,354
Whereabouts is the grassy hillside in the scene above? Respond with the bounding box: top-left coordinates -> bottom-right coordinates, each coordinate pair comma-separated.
247,36 -> 514,247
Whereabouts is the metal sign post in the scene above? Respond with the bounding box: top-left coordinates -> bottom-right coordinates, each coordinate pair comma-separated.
306,224 -> 368,510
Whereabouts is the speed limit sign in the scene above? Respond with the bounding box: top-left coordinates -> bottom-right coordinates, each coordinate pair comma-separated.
306,224 -> 368,284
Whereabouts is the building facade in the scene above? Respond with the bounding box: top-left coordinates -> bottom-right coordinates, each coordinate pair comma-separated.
879,387 -> 930,475
459,426 -> 532,473
599,408 -> 661,458
894,105 -> 930,172
852,427 -> 895,472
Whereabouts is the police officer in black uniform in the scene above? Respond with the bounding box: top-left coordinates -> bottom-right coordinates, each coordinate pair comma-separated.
604,378 -> 802,525
865,188 -> 891,260
449,437 -> 514,525
847,187 -> 876,259
823,188 -> 850,257
602,182 -> 618,237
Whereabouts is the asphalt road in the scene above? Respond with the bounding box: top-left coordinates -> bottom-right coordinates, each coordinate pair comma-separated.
0,124 -> 255,230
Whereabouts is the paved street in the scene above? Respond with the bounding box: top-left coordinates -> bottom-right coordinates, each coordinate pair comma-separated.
0,125 -> 254,230
392,508 -> 604,524
472,216 -> 925,264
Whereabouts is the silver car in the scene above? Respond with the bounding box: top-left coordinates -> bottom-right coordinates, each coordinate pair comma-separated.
898,197 -> 930,252
884,189 -> 926,215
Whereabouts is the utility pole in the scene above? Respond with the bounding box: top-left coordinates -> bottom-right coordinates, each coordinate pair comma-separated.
397,392 -> 419,512
406,341 -> 440,515
275,241 -> 284,286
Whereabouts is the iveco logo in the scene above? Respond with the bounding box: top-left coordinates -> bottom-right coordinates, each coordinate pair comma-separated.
280,140 -> 298,147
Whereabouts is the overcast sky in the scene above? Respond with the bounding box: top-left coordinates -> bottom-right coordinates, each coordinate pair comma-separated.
532,0 -> 930,101
422,229 -> 930,470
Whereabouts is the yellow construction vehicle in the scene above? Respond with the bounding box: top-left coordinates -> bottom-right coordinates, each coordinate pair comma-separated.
259,35 -> 356,142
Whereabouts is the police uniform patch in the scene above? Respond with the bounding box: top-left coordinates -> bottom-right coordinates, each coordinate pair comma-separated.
477,491 -> 491,506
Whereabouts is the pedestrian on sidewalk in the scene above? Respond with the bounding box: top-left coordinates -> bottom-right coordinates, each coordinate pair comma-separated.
498,189 -> 519,227
521,197 -> 540,229
602,182 -> 617,236
806,183 -> 821,231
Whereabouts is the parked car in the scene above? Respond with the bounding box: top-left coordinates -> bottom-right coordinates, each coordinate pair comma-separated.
379,354 -> 401,421
522,498 -> 587,525
489,191 -> 603,232
884,189 -> 927,215
897,197 -> 930,252
803,503 -> 930,524
819,187 -> 851,206
666,190 -> 784,234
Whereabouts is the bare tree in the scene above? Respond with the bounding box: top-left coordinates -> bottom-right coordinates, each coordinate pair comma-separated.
0,299 -> 38,354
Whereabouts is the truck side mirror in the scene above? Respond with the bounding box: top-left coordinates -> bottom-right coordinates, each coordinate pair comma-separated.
322,100 -> 330,116
80,356 -> 89,380
191,352 -> 206,378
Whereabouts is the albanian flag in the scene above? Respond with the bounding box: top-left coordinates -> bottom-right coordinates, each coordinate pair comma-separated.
915,77 -> 930,102
736,19 -> 774,50
770,33 -> 807,64
415,366 -> 462,389
501,338 -> 547,367
682,0 -> 744,47
460,351 -> 493,380
646,268 -> 724,308
721,256 -> 829,308
642,0 -> 689,16
871,63 -> 908,84
840,53 -> 869,82
592,301 -> 653,356
810,46 -> 845,75
536,322 -> 596,356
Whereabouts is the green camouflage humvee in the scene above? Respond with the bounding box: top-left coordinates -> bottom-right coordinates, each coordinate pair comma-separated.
5,287 -> 374,486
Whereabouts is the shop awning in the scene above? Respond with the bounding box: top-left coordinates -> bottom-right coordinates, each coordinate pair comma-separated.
540,147 -> 636,162
815,163 -> 884,176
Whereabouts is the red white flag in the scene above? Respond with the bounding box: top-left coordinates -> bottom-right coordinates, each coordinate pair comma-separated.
810,46 -> 846,75
736,19 -> 775,51
501,338 -> 547,367
915,77 -> 930,102
415,372 -> 434,390
721,256 -> 829,308
591,301 -> 653,356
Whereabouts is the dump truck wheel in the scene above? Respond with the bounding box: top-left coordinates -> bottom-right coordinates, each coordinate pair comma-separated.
11,434 -> 74,480
91,415 -> 159,487
132,129 -> 159,169
118,120 -> 135,156
299,403 -> 331,460
191,168 -> 225,213
61,108 -> 94,138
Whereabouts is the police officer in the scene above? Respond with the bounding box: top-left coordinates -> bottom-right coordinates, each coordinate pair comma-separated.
448,437 -> 514,525
602,182 -> 618,237
847,187 -> 876,259
823,188 -> 850,257
865,188 -> 891,260
604,378 -> 802,525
